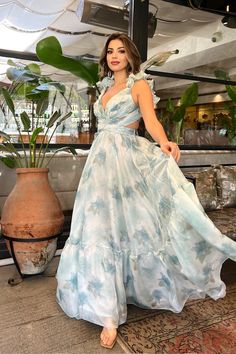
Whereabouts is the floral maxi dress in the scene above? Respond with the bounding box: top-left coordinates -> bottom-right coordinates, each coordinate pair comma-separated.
56,71 -> 236,328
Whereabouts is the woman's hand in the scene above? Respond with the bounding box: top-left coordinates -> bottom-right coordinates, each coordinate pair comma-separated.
160,141 -> 181,162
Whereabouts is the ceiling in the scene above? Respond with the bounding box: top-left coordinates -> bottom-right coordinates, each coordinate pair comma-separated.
0,0 -> 235,98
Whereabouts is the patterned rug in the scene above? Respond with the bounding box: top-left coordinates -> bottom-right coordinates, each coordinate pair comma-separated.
118,283 -> 236,353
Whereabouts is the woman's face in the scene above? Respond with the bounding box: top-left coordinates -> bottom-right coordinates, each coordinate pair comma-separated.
106,39 -> 129,73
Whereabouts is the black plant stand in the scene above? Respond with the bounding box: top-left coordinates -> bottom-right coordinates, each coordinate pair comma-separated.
2,233 -> 61,286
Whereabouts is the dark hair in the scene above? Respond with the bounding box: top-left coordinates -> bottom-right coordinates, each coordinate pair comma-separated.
99,32 -> 141,79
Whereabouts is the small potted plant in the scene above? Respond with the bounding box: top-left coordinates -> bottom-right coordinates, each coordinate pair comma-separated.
214,70 -> 236,145
0,61 -> 77,282
165,83 -> 199,144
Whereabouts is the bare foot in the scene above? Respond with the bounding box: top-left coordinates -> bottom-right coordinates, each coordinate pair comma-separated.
100,327 -> 117,348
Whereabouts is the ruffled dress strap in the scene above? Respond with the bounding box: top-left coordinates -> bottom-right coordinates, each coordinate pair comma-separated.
96,76 -> 114,91
126,71 -> 160,106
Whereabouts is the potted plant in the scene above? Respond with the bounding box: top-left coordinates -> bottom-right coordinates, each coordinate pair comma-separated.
0,61 -> 77,282
214,70 -> 236,145
165,83 -> 198,144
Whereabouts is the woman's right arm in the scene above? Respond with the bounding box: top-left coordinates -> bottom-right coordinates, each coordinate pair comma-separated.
132,80 -> 181,162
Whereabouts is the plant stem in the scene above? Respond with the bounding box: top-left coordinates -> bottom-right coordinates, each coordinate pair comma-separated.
32,141 -> 36,167
44,149 -> 60,168
38,125 -> 57,167
27,131 -> 32,167
12,114 -> 28,167
36,126 -> 50,167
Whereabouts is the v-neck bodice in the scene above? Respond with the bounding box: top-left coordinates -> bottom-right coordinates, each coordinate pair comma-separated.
93,71 -> 160,132
101,86 -> 129,111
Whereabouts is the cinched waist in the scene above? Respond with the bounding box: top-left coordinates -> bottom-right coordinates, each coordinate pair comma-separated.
96,126 -> 137,136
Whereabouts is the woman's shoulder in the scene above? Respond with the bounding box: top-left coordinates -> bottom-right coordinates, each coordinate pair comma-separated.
128,71 -> 160,105
127,71 -> 149,88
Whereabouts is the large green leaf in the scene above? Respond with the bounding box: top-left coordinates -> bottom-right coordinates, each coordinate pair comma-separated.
36,95 -> 49,116
172,105 -> 186,122
15,82 -> 37,97
0,156 -> 16,168
26,92 -> 43,101
35,91 -> 49,116
36,36 -> 99,86
26,63 -> 41,75
29,127 -> 44,145
26,88 -> 49,101
1,88 -> 15,116
226,85 -> 236,103
20,111 -> 31,131
180,83 -> 198,107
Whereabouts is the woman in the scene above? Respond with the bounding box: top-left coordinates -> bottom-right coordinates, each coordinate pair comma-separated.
56,33 -> 236,349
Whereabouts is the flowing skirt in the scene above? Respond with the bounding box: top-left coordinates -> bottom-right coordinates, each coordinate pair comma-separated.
56,129 -> 236,328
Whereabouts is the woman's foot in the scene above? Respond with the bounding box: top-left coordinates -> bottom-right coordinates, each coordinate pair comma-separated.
100,327 -> 117,349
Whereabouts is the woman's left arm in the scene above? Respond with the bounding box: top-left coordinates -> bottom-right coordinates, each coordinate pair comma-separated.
133,80 -> 180,162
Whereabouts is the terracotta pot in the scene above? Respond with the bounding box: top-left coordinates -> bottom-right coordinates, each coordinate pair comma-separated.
1,168 -> 64,275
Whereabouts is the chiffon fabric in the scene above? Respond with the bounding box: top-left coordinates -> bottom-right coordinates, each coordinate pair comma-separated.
56,71 -> 236,328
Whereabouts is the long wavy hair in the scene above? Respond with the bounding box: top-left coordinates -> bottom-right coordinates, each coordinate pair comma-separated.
99,32 -> 141,79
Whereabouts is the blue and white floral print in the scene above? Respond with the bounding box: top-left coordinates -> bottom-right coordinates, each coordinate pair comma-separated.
56,71 -> 236,328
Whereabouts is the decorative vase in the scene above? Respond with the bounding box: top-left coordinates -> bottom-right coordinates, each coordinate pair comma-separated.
1,168 -> 64,276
